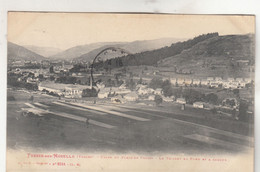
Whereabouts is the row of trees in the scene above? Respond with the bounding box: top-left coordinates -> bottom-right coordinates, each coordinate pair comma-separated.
148,78 -> 219,105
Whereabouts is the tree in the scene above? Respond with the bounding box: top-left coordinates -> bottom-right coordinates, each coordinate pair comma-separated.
238,100 -> 249,122
183,89 -> 205,104
233,89 -> 240,97
204,93 -> 218,105
38,74 -> 44,80
154,95 -> 163,106
7,96 -> 15,101
149,78 -> 164,90
29,95 -> 34,102
171,87 -> 182,98
137,77 -> 143,85
49,66 -> 54,73
82,88 -> 98,97
126,78 -> 136,90
50,75 -> 55,81
162,80 -> 173,97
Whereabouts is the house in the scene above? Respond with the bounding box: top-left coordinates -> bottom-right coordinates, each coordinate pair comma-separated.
209,82 -> 219,88
230,81 -> 239,89
222,81 -> 230,89
207,77 -> 214,81
26,77 -> 39,83
119,83 -> 127,89
98,89 -> 109,99
111,95 -> 124,104
38,81 -> 65,96
215,77 -> 222,81
176,98 -> 186,104
148,95 -> 155,101
154,88 -> 162,95
177,78 -> 185,86
227,78 -> 235,82
124,92 -> 139,101
98,92 -> 109,99
116,88 -> 131,95
136,84 -> 146,89
200,79 -> 209,86
170,78 -> 177,85
244,78 -> 252,84
138,86 -> 150,95
215,77 -> 223,84
193,102 -> 204,109
72,73 -> 77,77
184,78 -> 192,86
162,96 -> 174,102
96,82 -> 105,89
236,78 -> 243,83
192,79 -> 200,85
236,60 -> 250,66
222,98 -> 239,109
65,85 -> 83,98
239,81 -> 247,88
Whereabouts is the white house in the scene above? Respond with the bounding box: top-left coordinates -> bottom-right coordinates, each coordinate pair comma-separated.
116,88 -> 131,95
154,88 -> 163,95
209,82 -> 219,88
215,77 -> 222,81
177,78 -> 185,86
65,85 -> 83,98
193,102 -> 204,109
201,79 -> 209,86
138,87 -> 149,95
207,77 -> 214,81
176,98 -> 186,104
148,95 -> 155,101
192,79 -> 200,85
215,77 -> 223,84
244,78 -> 252,84
170,78 -> 177,85
119,83 -> 127,89
38,81 -> 64,96
124,92 -> 139,101
111,95 -> 124,104
230,81 -> 239,89
236,78 -> 243,83
184,78 -> 192,86
162,96 -> 174,102
239,81 -> 247,88
222,81 -> 230,89
98,88 -> 111,99
227,78 -> 235,82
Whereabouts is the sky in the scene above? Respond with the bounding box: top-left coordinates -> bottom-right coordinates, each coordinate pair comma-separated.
8,12 -> 255,50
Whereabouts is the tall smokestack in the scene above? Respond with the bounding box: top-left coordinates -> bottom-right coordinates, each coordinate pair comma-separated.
90,76 -> 93,88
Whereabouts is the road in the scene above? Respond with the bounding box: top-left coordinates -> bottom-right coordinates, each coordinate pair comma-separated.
7,94 -> 254,154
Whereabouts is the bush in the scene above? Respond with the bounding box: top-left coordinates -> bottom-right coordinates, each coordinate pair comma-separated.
82,88 -> 98,97
154,95 -> 163,106
204,93 -> 218,105
29,95 -> 34,101
149,78 -> 164,90
238,100 -> 249,122
7,96 -> 16,101
183,89 -> 205,104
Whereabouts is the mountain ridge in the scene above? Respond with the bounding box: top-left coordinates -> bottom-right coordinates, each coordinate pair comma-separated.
50,37 -> 185,60
8,42 -> 46,62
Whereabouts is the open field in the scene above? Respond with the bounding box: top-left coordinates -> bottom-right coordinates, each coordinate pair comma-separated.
7,89 -> 253,154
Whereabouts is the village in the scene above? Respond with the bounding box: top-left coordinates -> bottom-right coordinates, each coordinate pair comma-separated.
7,59 -> 254,122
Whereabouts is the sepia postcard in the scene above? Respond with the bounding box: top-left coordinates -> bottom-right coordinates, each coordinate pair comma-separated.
6,12 -> 255,171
